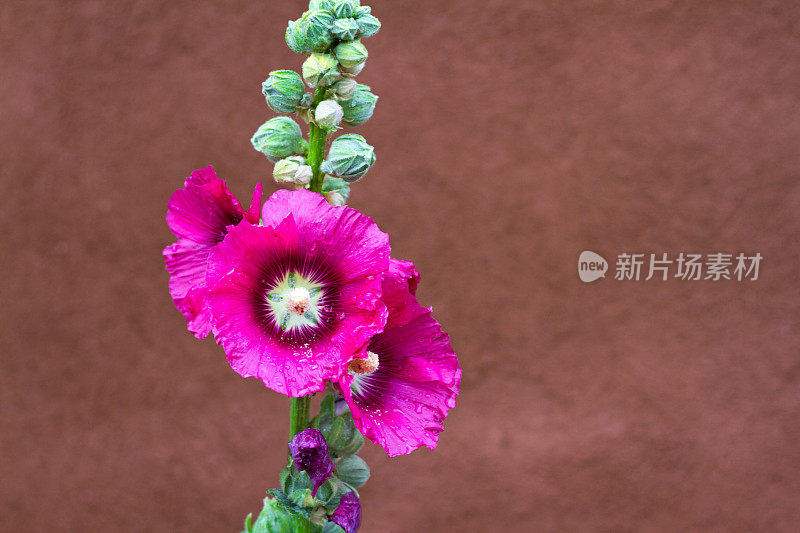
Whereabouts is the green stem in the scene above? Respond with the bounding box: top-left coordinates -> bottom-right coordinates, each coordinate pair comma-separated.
307,86 -> 328,193
289,395 -> 311,438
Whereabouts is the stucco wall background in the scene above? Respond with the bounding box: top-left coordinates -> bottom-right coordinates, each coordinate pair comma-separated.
2,1 -> 799,531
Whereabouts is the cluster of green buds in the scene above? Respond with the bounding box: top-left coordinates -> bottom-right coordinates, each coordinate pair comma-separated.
250,0 -> 381,205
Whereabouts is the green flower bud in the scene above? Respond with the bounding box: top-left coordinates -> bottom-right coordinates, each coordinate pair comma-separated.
305,9 -> 335,51
334,39 -> 368,68
309,0 -> 334,10
336,455 -> 370,488
261,70 -> 305,113
332,0 -> 357,19
315,99 -> 344,130
338,62 -> 365,77
354,5 -> 371,18
340,83 -> 377,126
332,78 -> 357,100
273,156 -> 311,187
320,133 -> 376,182
285,19 -> 313,54
302,52 -> 339,88
322,175 -> 351,206
251,117 -> 305,162
299,92 -> 313,108
331,17 -> 360,41
356,14 -> 380,37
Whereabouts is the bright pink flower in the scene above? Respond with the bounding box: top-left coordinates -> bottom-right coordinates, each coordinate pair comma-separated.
205,189 -> 389,397
336,260 -> 461,457
163,166 -> 262,338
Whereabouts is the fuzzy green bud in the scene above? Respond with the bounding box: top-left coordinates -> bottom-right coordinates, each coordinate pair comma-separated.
305,9 -> 335,51
354,5 -> 371,18
315,99 -> 344,130
285,19 -> 313,54
334,39 -> 368,68
309,0 -> 334,10
320,133 -> 376,182
302,52 -> 340,88
340,83 -> 377,126
332,78 -> 357,100
332,0 -> 357,18
356,14 -> 380,37
332,18 -> 360,41
251,117 -> 306,162
261,70 -> 305,113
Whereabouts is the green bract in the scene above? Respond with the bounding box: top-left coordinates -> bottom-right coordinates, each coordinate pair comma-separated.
354,5 -> 371,18
315,99 -> 344,130
340,83 -> 377,126
332,78 -> 357,100
320,133 -> 376,182
356,14 -> 380,37
305,9 -> 335,51
261,70 -> 305,113
334,39 -> 368,68
332,0 -> 357,18
251,117 -> 306,162
302,52 -> 339,88
331,18 -> 360,41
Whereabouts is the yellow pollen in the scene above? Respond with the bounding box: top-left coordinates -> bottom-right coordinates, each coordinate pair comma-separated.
348,351 -> 379,375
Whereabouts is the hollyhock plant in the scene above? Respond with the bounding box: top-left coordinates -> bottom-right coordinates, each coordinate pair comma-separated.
337,259 -> 461,457
163,166 -> 262,338
205,189 -> 389,397
165,3 -> 460,531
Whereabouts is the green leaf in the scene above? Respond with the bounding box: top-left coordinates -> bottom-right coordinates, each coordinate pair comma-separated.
242,512 -> 253,533
267,489 -> 313,520
279,468 -> 291,493
335,455 -> 370,488
252,498 -> 299,533
322,522 -> 346,533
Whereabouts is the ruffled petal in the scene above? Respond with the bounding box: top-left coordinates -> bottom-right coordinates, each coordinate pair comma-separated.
336,266 -> 461,457
163,166 -> 256,338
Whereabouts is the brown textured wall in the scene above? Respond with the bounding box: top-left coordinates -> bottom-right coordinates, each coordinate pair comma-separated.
2,1 -> 799,531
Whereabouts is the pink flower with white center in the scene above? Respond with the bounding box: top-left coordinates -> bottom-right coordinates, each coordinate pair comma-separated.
336,260 -> 462,457
205,189 -> 389,397
163,166 -> 262,339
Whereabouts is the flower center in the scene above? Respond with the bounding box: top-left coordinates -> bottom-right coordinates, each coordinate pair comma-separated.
286,286 -> 311,315
266,271 -> 325,332
348,351 -> 379,375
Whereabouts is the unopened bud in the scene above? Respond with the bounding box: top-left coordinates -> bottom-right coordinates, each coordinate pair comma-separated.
261,70 -> 305,113
305,9 -> 335,51
332,78 -> 358,100
340,83 -> 377,126
354,5 -> 371,18
302,52 -> 340,88
320,133 -> 376,182
332,17 -> 360,41
356,14 -> 380,37
334,39 -> 368,69
315,99 -> 344,130
285,19 -> 313,54
251,117 -> 306,162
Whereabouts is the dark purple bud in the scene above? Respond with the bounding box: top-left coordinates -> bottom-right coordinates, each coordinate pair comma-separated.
331,492 -> 361,533
288,428 -> 334,497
